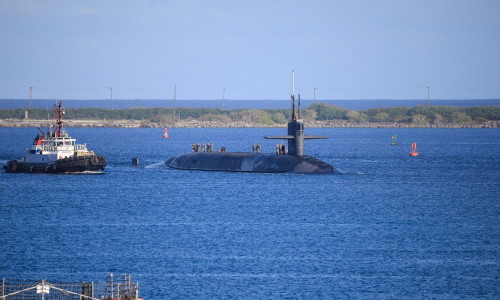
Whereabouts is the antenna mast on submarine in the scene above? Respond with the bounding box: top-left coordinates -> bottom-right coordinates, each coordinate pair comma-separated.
292,71 -> 295,119
298,94 -> 301,119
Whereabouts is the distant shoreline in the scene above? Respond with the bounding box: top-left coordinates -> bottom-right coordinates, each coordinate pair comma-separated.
2,103 -> 499,128
1,118 -> 498,128
1,99 -> 499,111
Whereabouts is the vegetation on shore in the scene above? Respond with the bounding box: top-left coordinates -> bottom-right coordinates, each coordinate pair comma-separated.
1,103 -> 499,126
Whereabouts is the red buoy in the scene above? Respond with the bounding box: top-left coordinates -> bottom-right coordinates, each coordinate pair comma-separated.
410,142 -> 418,157
163,128 -> 169,138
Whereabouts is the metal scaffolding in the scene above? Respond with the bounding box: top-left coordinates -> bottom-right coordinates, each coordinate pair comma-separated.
1,274 -> 141,300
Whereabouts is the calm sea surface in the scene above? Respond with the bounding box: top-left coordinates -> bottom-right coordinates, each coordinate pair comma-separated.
1,127 -> 499,299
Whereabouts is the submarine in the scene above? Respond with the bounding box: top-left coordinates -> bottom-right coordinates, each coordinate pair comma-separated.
165,71 -> 335,174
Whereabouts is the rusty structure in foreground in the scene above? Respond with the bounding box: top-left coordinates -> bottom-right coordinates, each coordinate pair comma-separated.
1,274 -> 142,300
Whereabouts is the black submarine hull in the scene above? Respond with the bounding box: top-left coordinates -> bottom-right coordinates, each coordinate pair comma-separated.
165,152 -> 334,174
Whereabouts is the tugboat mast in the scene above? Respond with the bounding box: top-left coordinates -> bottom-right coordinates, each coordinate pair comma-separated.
54,100 -> 65,137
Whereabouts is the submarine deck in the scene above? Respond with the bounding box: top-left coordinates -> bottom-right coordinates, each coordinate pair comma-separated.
165,152 -> 334,174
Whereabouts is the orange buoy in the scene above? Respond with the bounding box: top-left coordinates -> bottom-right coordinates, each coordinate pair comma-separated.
163,128 -> 169,138
410,142 -> 419,157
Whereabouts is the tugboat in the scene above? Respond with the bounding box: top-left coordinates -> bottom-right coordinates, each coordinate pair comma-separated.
3,101 -> 106,174
165,71 -> 335,174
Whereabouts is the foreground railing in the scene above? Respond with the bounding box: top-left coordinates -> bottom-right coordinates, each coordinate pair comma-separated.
1,274 -> 142,300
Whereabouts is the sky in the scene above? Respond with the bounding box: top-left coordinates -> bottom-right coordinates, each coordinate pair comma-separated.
0,0 -> 499,100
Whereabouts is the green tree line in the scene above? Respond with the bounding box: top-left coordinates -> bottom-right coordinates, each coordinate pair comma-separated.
309,103 -> 500,124
1,104 -> 499,125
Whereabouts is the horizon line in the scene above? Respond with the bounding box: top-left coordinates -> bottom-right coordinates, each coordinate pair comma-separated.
2,98 -> 500,101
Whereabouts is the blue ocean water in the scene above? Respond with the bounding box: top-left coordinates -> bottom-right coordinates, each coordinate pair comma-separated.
1,127 -> 499,299
1,99 -> 499,110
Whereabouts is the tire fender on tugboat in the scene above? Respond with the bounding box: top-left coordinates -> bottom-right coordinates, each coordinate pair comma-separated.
10,161 -> 18,172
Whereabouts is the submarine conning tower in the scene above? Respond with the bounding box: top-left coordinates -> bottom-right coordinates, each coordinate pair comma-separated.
265,71 -> 327,156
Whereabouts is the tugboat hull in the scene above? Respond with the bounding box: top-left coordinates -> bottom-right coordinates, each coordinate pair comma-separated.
3,155 -> 106,174
165,152 -> 334,174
